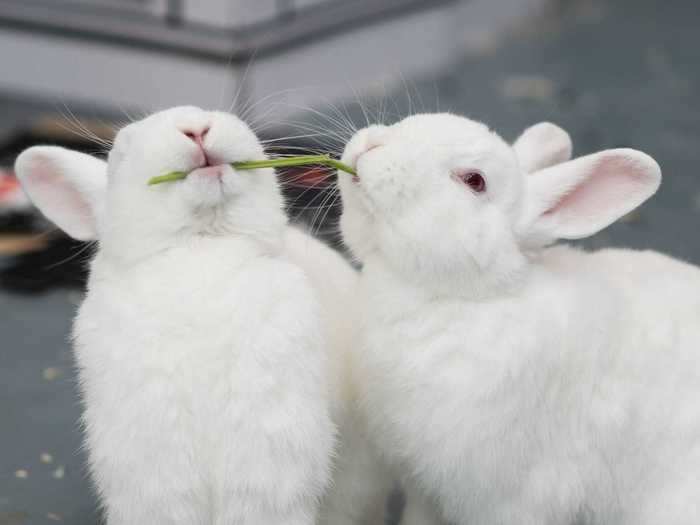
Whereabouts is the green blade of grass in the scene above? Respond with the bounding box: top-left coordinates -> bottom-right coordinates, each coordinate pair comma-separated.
324,158 -> 357,176
147,171 -> 188,185
147,155 -> 356,186
232,155 -> 332,170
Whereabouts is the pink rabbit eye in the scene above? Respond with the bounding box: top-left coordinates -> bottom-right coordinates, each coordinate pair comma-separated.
457,171 -> 486,193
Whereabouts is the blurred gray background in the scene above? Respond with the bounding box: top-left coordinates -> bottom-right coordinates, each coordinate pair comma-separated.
1,0 -> 699,523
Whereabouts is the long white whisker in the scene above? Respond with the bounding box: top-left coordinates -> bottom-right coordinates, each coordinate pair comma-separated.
227,49 -> 259,115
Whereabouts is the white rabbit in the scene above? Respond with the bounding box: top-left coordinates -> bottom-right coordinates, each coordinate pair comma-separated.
284,229 -> 394,525
15,106 -> 344,525
399,120 -> 575,525
336,112 -> 700,525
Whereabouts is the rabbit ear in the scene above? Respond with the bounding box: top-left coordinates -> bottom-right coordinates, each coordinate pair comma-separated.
513,122 -> 572,173
15,146 -> 107,241
520,149 -> 661,245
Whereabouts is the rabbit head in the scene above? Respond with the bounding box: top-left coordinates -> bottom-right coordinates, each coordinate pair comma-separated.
338,113 -> 660,296
15,106 -> 286,261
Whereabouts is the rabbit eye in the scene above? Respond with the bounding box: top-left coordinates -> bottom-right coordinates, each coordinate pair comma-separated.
456,170 -> 486,193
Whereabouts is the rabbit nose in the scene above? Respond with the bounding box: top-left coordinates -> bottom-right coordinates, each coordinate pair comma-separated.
352,129 -> 386,168
180,126 -> 210,147
364,129 -> 386,153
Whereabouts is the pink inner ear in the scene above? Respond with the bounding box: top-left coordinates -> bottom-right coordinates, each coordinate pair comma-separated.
28,160 -> 94,235
543,155 -> 650,223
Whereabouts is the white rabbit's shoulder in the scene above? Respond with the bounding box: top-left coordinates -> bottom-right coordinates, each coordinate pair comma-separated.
283,225 -> 358,295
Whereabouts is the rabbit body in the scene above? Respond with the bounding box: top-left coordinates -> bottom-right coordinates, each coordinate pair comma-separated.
76,233 -> 334,525
16,107 -> 340,525
357,245 -> 700,525
337,114 -> 700,524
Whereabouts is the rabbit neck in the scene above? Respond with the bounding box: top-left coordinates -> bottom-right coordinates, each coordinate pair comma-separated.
362,252 -> 531,303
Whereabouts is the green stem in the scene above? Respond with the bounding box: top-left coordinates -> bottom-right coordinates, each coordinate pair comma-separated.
147,155 -> 356,186
324,158 -> 357,176
233,155 -> 332,170
148,171 -> 188,185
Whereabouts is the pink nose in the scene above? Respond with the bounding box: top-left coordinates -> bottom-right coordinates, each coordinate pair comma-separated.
181,126 -> 210,148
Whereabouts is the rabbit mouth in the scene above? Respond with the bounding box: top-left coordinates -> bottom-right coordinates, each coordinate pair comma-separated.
189,165 -> 227,178
184,164 -> 237,204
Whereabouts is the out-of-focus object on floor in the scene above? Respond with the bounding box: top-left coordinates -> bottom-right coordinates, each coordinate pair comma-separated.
0,0 -> 548,121
0,234 -> 45,255
0,168 -> 30,217
0,167 -> 47,255
0,234 -> 92,293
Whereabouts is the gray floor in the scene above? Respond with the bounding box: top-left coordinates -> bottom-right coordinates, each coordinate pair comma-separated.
1,0 -> 699,523
0,291 -> 97,525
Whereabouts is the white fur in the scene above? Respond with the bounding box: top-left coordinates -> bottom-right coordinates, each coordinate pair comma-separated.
337,113 -> 700,525
16,107 -> 339,525
284,228 -> 394,525
512,121 -> 572,173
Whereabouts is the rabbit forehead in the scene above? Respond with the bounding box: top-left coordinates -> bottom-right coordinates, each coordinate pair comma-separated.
386,114 -> 516,165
